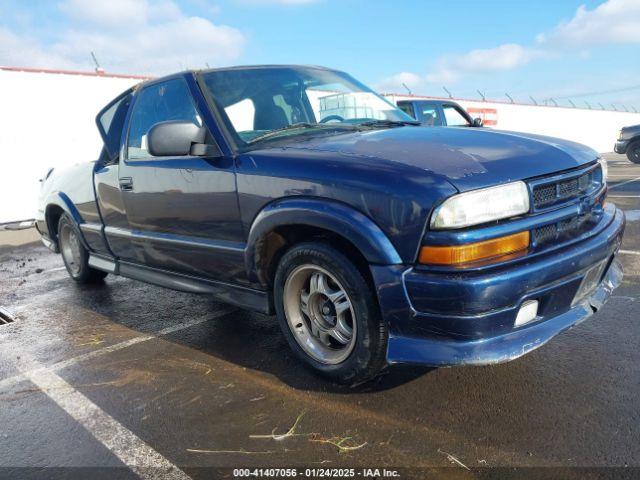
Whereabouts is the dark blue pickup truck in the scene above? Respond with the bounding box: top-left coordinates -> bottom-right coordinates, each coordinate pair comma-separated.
37,65 -> 625,384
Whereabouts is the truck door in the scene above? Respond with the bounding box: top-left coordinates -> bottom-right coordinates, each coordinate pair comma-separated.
116,76 -> 244,284
94,89 -> 136,259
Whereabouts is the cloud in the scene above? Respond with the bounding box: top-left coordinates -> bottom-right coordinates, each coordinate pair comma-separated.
537,0 -> 640,46
379,44 -> 540,91
0,27 -> 77,69
376,72 -> 424,92
380,0 -> 637,91
427,43 -> 542,83
0,0 -> 245,75
59,0 -> 152,29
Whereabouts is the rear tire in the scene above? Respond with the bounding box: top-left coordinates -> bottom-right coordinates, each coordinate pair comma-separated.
58,214 -> 108,284
274,242 -> 387,384
627,140 -> 640,164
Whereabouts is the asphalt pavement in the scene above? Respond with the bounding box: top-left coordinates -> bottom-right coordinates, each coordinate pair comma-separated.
0,153 -> 638,479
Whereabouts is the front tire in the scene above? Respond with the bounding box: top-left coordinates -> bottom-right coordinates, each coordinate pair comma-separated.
58,214 -> 108,284
274,242 -> 387,384
626,141 -> 640,164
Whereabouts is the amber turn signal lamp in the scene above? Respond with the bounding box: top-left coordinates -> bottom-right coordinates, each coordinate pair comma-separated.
419,231 -> 530,266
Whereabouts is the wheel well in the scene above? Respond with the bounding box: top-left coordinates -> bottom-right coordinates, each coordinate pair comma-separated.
45,205 -> 65,241
259,225 -> 374,289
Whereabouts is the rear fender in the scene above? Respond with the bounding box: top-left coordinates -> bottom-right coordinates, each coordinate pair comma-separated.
44,192 -> 90,250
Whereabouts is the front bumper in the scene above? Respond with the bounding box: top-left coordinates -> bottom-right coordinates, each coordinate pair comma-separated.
614,139 -> 628,154
371,205 -> 625,366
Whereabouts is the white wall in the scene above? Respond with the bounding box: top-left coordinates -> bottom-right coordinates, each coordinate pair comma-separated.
386,94 -> 640,154
2,68 -> 640,223
0,69 -> 140,223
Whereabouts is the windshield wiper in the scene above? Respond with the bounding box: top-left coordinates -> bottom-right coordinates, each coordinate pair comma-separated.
358,119 -> 421,128
247,123 -> 317,144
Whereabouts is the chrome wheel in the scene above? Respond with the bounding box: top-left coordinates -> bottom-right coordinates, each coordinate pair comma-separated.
60,223 -> 82,276
283,265 -> 356,365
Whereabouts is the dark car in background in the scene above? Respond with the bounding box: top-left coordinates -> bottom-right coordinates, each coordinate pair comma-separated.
37,65 -> 624,384
615,124 -> 640,163
397,99 -> 483,127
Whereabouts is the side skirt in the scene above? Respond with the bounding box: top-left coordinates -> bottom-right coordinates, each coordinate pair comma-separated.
88,254 -> 273,314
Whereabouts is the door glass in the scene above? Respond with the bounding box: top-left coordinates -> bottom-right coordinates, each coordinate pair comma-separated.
96,91 -> 132,162
420,106 -> 441,126
442,105 -> 471,126
127,78 -> 202,159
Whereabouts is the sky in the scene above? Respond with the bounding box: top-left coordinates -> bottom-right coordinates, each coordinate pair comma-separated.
1,0 -> 639,109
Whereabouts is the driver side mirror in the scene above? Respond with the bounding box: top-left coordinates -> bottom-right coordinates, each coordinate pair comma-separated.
148,121 -> 221,157
473,117 -> 484,127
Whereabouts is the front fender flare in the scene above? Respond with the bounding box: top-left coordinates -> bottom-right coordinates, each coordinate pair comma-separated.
245,198 -> 402,285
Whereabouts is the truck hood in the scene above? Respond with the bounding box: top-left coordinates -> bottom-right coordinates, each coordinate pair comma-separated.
281,126 -> 599,192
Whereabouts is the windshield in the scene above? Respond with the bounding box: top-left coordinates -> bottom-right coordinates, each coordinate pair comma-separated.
200,66 -> 414,147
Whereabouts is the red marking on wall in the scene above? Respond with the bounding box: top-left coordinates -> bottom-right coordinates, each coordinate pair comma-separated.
0,65 -> 152,80
467,107 -> 498,126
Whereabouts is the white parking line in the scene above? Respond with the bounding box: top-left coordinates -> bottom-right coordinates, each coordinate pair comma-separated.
0,308 -> 234,392
620,250 -> 640,256
18,352 -> 191,480
609,176 -> 640,190
609,195 -> 640,198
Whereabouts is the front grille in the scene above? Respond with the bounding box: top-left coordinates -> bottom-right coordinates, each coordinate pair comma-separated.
533,224 -> 556,244
531,167 -> 599,209
533,215 -> 591,247
533,184 -> 556,207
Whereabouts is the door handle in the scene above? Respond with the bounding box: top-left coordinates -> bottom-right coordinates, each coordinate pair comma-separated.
119,177 -> 134,191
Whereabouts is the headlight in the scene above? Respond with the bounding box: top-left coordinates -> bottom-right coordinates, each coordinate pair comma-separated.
431,181 -> 530,230
598,157 -> 608,182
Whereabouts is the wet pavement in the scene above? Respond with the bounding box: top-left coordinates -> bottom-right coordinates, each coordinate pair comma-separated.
0,153 -> 639,478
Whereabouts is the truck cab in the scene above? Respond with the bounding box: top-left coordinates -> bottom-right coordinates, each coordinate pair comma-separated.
397,99 -> 482,127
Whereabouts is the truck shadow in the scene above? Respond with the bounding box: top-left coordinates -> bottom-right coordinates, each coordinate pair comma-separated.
67,280 -> 435,393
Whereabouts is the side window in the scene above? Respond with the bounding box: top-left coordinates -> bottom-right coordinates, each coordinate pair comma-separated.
127,78 -> 202,159
420,106 -> 441,126
397,103 -> 415,118
442,105 -> 471,127
96,91 -> 132,162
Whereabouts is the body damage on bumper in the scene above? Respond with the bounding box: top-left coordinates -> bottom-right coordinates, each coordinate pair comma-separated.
386,258 -> 622,366
371,206 -> 625,366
